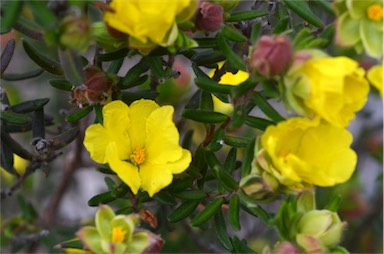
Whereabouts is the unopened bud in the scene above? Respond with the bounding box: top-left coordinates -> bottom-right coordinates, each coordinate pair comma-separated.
296,210 -> 346,252
240,171 -> 279,200
248,35 -> 292,77
195,2 -> 224,32
273,241 -> 300,254
59,15 -> 91,52
70,66 -> 113,107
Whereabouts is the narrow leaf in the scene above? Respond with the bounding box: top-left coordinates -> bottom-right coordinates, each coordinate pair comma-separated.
1,69 -> 44,81
229,195 -> 241,230
217,33 -> 246,71
222,25 -> 247,42
49,79 -> 73,91
168,200 -> 201,223
0,1 -> 23,33
1,38 -> 15,74
0,111 -> 32,125
226,10 -> 268,22
245,116 -> 275,131
11,98 -> 50,114
195,78 -> 232,94
252,92 -> 285,123
22,40 -> 63,75
190,198 -> 224,227
214,209 -> 233,251
241,137 -> 256,177
174,190 -> 207,200
65,106 -> 93,122
182,109 -> 228,123
283,0 -> 323,28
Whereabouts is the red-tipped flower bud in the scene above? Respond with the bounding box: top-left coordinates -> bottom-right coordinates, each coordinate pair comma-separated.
248,35 -> 293,77
195,2 -> 224,32
59,15 -> 91,52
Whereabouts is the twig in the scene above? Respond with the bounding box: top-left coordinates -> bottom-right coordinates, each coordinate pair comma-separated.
43,129 -> 84,225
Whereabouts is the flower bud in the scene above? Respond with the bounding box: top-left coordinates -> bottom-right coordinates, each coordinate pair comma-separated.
59,15 -> 91,52
70,66 -> 113,107
273,241 -> 300,254
195,2 -> 224,32
240,171 -> 279,200
247,35 -> 292,77
296,210 -> 346,252
211,0 -> 239,11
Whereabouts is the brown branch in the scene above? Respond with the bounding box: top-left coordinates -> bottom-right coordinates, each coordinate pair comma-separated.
43,130 -> 84,225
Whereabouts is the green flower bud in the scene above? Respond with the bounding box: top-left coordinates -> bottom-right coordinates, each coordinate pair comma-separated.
296,210 -> 346,252
239,171 -> 279,200
59,15 -> 91,52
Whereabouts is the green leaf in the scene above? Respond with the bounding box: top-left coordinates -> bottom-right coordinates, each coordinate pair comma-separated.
50,127 -> 79,150
193,38 -> 218,48
241,137 -> 256,177
283,0 -> 323,28
231,78 -> 256,99
1,38 -> 15,74
120,59 -> 150,88
192,63 -> 210,79
324,195 -> 342,212
1,69 -> 44,81
231,236 -> 257,253
120,90 -> 158,105
224,135 -> 250,148
190,198 -> 224,227
107,58 -> 124,74
168,200 -> 201,223
252,92 -> 285,123
11,98 -> 50,114
245,116 -> 275,131
58,49 -> 85,85
22,40 -> 63,75
195,78 -> 232,94
222,25 -> 247,42
97,165 -> 116,175
65,106 -> 93,123
26,1 -> 57,29
88,191 -> 116,206
191,50 -> 226,66
154,191 -> 176,205
229,105 -> 246,129
214,209 -> 233,251
206,152 -> 238,192
96,48 -> 128,62
200,90 -> 214,111
0,0 -> 23,33
0,139 -> 15,175
224,148 -> 237,173
217,33 -> 246,71
250,22 -> 262,45
165,178 -> 194,192
205,128 -> 224,152
182,129 -> 194,149
310,0 -> 336,17
226,10 -> 268,22
273,16 -> 290,34
241,202 -> 272,226
229,195 -> 241,230
330,246 -> 350,254
104,177 -> 116,191
1,130 -> 33,160
0,111 -> 32,125
182,109 -> 228,123
148,56 -> 165,79
174,190 -> 207,200
49,79 -> 73,91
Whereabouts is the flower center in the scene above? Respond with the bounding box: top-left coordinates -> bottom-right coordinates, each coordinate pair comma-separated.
130,147 -> 146,165
111,226 -> 126,243
367,4 -> 383,21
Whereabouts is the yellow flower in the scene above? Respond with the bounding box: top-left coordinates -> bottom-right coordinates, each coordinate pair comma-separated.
285,55 -> 369,127
84,100 -> 191,197
211,69 -> 249,115
367,63 -> 383,97
260,117 -> 357,187
1,154 -> 28,181
104,0 -> 197,51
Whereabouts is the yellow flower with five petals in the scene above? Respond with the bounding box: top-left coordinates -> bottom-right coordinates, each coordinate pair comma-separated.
84,99 -> 191,197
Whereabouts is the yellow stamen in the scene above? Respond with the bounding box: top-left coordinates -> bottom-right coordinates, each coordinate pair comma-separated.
130,147 -> 145,165
111,226 -> 126,243
367,4 -> 383,21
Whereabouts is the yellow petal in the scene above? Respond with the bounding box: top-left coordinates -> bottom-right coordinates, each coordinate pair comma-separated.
106,144 -> 141,194
128,99 -> 159,149
84,124 -> 111,164
367,64 -> 383,97
139,163 -> 173,197
103,101 -> 132,159
167,149 -> 192,174
145,105 -> 182,164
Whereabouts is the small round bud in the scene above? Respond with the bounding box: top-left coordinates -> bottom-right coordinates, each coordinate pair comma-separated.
248,35 -> 293,77
59,15 -> 91,52
195,2 -> 224,32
